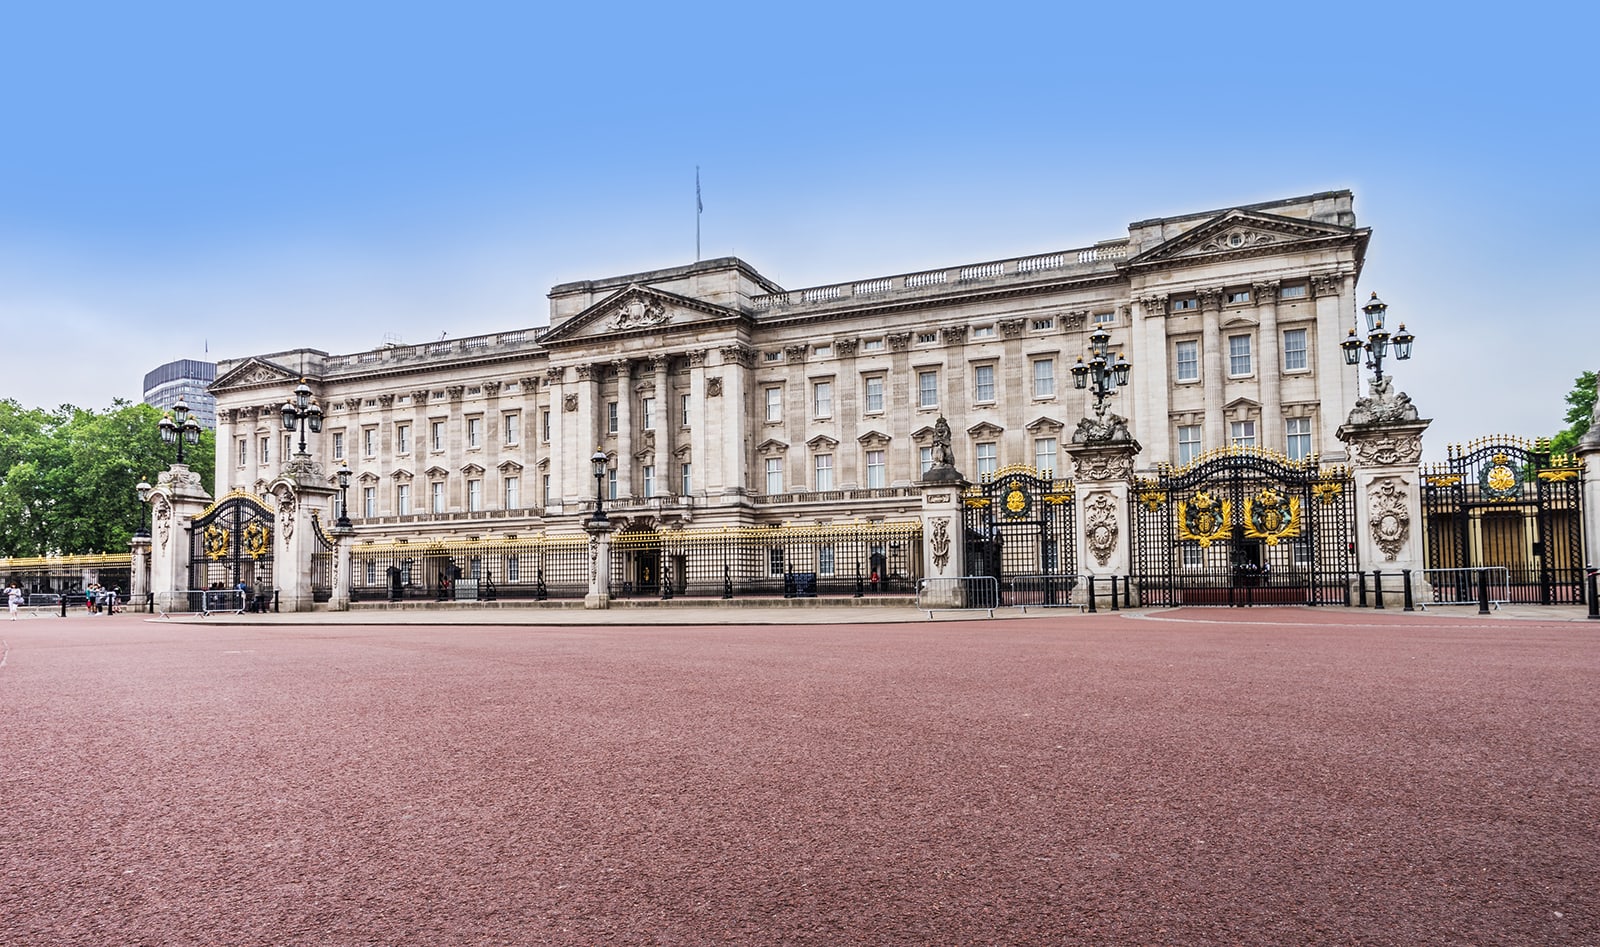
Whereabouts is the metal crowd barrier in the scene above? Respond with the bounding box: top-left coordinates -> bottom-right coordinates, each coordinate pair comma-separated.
1002,574 -> 1085,612
916,576 -> 1001,618
1420,567 -> 1509,608
160,589 -> 248,618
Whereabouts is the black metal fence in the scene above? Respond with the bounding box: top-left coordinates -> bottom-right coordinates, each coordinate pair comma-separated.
348,521 -> 925,602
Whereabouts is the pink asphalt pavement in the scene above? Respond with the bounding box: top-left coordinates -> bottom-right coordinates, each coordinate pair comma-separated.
4,609 -> 1597,946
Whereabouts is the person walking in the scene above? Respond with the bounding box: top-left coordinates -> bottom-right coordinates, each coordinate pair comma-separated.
7,583 -> 22,620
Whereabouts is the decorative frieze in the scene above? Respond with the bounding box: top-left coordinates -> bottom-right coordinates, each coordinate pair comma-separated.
1368,476 -> 1411,561
1084,492 -> 1119,567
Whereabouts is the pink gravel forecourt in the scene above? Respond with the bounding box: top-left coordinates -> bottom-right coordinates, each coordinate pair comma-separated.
2,607 -> 1597,946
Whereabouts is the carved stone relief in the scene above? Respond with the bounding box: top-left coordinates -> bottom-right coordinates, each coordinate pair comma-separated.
1084,492 -> 1120,567
610,297 -> 668,330
1368,476 -> 1411,561
706,377 -> 724,398
834,338 -> 858,358
153,495 -> 173,550
887,333 -> 911,352
563,393 -> 579,412
1071,448 -> 1135,482
998,319 -> 1025,339
1346,376 -> 1420,427
931,517 -> 951,570
1347,430 -> 1424,467
274,487 -> 298,540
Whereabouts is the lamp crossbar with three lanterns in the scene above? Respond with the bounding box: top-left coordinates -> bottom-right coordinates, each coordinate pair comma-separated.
280,379 -> 324,456
158,395 -> 202,465
1070,327 -> 1132,418
1341,292 -> 1416,383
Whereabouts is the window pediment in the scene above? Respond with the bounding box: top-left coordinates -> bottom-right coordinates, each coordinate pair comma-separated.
1026,416 -> 1064,435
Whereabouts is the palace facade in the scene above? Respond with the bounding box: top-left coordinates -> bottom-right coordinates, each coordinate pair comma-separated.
210,190 -> 1370,538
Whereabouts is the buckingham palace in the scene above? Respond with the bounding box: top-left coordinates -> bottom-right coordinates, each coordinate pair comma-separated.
209,189 -> 1370,546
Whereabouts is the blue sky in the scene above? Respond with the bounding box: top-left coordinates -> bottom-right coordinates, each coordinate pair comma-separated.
2,2 -> 1595,456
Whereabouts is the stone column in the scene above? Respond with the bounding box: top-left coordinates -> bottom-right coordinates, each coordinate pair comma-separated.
129,535 -> 151,612
268,456 -> 338,612
1254,282 -> 1282,453
652,354 -> 671,497
584,518 -> 614,609
1065,435 -> 1142,608
330,524 -> 354,611
718,346 -> 753,495
147,463 -> 214,615
1200,289 -> 1225,449
614,359 -> 634,499
918,417 -> 968,607
1575,382 -> 1600,575
685,350 -> 708,499
1338,404 -> 1432,600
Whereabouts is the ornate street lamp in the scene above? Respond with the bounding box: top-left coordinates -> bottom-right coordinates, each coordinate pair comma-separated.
280,378 -> 324,456
1071,327 -> 1132,419
1342,292 -> 1417,384
335,462 -> 353,529
158,396 -> 202,465
135,480 -> 153,538
590,450 -> 609,524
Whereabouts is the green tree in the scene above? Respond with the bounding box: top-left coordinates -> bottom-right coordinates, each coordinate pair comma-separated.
0,399 -> 215,557
1550,370 -> 1598,457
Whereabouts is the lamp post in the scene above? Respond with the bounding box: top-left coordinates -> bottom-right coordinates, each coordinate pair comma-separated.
135,480 -> 153,538
1071,327 -> 1132,420
280,378 -> 325,456
1342,292 -> 1416,384
590,451 -> 609,524
335,462 -> 353,529
158,396 -> 202,464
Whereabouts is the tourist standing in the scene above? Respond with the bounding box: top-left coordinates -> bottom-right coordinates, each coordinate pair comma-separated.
7,583 -> 21,620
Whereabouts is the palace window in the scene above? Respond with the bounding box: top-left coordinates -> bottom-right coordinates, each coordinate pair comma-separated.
396,424 -> 410,454
431,481 -> 446,514
920,446 -> 934,476
504,476 -> 519,509
972,325 -> 996,339
681,393 -> 691,427
1034,437 -> 1057,474
1283,328 -> 1308,372
362,486 -> 376,518
681,462 -> 692,496
917,370 -> 938,408
1172,296 -> 1198,311
607,401 -> 619,434
607,467 -> 617,500
431,421 -> 445,452
363,429 -> 376,457
916,331 -> 938,345
862,338 -> 885,352
1226,289 -> 1252,305
976,442 -> 998,478
541,409 -> 551,442
818,546 -> 835,576
973,364 -> 995,402
467,479 -> 482,512
542,474 -> 551,505
1230,420 -> 1257,447
331,432 -> 344,462
813,381 -> 832,418
641,397 -> 656,431
1280,283 -> 1307,300
1033,358 -> 1055,398
397,483 -> 411,515
466,417 -> 482,448
1177,425 -> 1202,465
643,465 -> 656,497
1228,335 -> 1253,377
237,437 -> 248,467
1031,318 -> 1055,331
814,454 -> 834,491
765,457 -> 783,494
259,436 -> 270,465
507,555 -> 520,582
764,387 -> 782,422
864,375 -> 885,413
504,413 -> 520,445
865,449 -> 886,489
1175,340 -> 1199,382
1092,311 -> 1116,325
1286,418 -> 1313,460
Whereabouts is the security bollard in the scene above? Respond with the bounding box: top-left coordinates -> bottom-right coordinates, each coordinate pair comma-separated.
1109,576 -> 1120,611
1372,570 -> 1385,609
1402,569 -> 1415,612
1358,570 -> 1368,608
1087,575 -> 1097,613
1477,568 -> 1490,615
1587,566 -> 1598,620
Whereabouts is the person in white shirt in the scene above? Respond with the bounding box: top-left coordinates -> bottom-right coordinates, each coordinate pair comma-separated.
7,584 -> 22,620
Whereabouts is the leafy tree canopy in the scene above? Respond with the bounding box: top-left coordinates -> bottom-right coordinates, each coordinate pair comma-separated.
1549,370 -> 1598,457
0,399 -> 215,557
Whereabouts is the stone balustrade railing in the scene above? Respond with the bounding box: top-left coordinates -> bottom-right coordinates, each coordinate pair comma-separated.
750,240 -> 1130,312
324,328 -> 547,372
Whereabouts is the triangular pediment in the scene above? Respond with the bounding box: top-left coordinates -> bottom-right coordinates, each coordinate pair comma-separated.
540,284 -> 744,348
424,465 -> 450,478
1026,415 -> 1065,435
966,421 -> 1004,439
1125,209 -> 1363,270
806,435 -> 839,451
1224,397 -> 1262,411
498,460 -> 524,473
211,357 -> 304,393
858,429 -> 892,449
460,463 -> 485,476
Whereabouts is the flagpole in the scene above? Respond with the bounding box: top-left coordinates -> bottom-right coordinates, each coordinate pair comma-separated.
695,166 -> 702,262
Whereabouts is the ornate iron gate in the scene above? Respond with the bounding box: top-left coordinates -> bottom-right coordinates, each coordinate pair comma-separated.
310,512 -> 334,603
189,492 -> 275,599
962,465 -> 1077,588
1421,438 -> 1585,604
1132,448 -> 1355,606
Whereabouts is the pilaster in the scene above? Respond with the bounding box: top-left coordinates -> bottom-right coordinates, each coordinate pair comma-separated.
147,463 -> 213,615
1065,437 -> 1142,607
